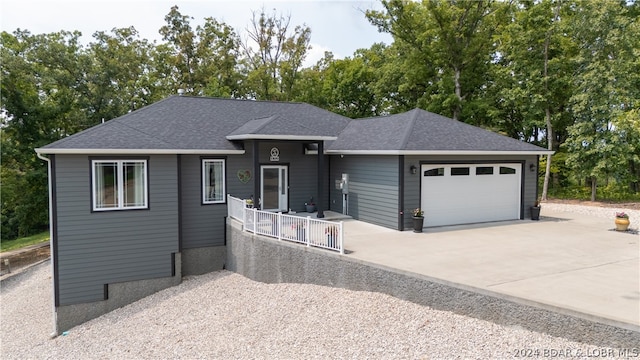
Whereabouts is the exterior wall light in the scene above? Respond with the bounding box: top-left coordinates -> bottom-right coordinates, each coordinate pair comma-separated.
410,165 -> 417,175
529,163 -> 536,172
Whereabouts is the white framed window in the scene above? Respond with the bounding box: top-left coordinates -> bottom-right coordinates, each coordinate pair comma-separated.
202,159 -> 226,204
92,159 -> 148,211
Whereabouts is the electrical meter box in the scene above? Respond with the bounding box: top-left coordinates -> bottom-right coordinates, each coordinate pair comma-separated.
335,175 -> 349,193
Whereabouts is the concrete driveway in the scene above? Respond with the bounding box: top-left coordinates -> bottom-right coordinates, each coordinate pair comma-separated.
342,208 -> 639,328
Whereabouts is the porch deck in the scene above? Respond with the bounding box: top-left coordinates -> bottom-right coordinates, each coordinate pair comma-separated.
287,210 -> 351,221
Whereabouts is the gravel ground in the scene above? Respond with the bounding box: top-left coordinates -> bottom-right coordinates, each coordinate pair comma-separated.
1,203 -> 636,359
542,201 -> 640,223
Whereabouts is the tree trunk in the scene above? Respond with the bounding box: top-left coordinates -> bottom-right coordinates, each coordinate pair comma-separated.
591,177 -> 597,201
541,11 -> 553,201
542,1 -> 561,201
453,67 -> 462,121
542,108 -> 552,201
631,160 -> 640,192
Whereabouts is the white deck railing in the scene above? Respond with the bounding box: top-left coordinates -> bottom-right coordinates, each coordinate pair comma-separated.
227,194 -> 247,221
227,195 -> 344,254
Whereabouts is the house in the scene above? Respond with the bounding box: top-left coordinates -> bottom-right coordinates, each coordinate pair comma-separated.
35,95 -> 551,332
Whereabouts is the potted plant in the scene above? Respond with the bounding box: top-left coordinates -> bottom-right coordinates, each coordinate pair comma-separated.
305,197 -> 316,213
615,212 -> 630,232
412,208 -> 424,233
325,224 -> 339,247
530,200 -> 541,221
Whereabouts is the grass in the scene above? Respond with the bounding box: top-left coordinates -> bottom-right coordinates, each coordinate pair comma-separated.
1,231 -> 50,252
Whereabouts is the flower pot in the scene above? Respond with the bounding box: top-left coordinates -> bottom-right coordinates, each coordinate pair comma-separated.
412,216 -> 424,233
530,206 -> 541,221
615,218 -> 630,232
305,204 -> 316,213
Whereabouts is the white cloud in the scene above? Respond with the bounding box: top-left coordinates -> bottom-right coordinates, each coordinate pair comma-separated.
304,42 -> 333,68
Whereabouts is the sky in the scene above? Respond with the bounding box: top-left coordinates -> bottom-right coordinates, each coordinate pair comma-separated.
0,0 -> 393,66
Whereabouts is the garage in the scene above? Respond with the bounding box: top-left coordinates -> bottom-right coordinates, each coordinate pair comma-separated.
421,163 -> 522,227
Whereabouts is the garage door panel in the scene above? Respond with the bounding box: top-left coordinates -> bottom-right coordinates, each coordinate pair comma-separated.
421,164 -> 521,227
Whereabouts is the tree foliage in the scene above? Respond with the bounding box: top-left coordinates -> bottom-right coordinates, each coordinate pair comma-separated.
366,0 -> 504,122
160,6 -> 243,97
1,30 -> 87,239
563,0 -> 640,200
240,8 -> 311,101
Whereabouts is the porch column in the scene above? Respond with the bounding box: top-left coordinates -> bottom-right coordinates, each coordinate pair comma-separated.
253,140 -> 260,209
317,141 -> 325,218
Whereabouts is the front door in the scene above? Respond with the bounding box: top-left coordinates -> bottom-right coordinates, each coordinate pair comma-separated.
261,165 -> 288,211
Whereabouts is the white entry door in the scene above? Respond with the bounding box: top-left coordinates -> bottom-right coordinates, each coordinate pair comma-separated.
261,165 -> 288,211
420,163 -> 522,227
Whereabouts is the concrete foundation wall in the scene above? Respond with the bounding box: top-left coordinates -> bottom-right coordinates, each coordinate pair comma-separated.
181,246 -> 226,276
55,253 -> 182,333
226,219 -> 639,349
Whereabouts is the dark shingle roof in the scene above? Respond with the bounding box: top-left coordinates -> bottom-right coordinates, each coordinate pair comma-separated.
38,99 -> 548,155
40,96 -> 350,152
328,108 -> 547,153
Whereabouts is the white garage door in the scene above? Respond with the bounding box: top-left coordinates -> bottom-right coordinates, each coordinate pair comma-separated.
420,163 -> 521,227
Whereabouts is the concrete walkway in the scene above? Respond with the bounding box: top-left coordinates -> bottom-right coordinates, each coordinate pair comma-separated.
342,209 -> 639,328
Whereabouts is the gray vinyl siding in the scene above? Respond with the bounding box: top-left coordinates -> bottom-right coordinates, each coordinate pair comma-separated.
258,141 -> 321,212
180,141 -> 327,249
54,154 -> 179,305
180,155 -> 228,249
179,145 -> 255,250
402,155 -> 538,229
226,143 -> 256,200
329,155 -> 399,229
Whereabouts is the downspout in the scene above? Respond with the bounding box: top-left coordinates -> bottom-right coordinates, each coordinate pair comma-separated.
316,141 -> 325,218
253,140 -> 260,209
36,151 -> 59,338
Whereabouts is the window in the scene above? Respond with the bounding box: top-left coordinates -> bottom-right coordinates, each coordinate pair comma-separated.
92,160 -> 148,211
424,168 -> 444,177
476,166 -> 494,175
202,159 -> 226,204
499,166 -> 516,175
451,167 -> 470,176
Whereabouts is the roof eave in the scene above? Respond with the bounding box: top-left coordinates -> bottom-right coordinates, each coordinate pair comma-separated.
325,150 -> 555,156
35,148 -> 245,155
225,134 -> 337,141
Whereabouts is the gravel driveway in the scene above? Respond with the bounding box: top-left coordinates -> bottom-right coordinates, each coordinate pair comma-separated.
1,202 -> 635,359
1,265 -> 622,359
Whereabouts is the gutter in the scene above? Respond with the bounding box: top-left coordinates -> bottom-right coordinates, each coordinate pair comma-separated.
36,152 -> 59,338
35,148 -> 245,155
325,150 -> 555,156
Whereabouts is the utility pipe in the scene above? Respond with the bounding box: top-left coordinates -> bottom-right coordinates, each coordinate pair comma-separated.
36,151 -> 58,338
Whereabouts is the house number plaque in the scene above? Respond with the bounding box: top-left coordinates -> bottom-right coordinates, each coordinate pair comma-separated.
270,147 -> 280,161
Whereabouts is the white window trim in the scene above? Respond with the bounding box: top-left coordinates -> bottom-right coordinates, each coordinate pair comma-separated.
92,159 -> 148,211
202,159 -> 226,204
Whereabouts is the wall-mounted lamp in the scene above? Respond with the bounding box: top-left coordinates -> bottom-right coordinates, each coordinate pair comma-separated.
529,163 -> 536,172
409,165 -> 417,175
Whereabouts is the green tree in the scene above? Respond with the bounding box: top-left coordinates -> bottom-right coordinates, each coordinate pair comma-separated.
159,6 -> 243,96
367,0 -> 504,122
240,8 -> 311,101
297,44 -> 389,118
87,27 -> 163,125
1,30 -> 89,239
564,0 -> 639,200
491,0 -> 575,198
